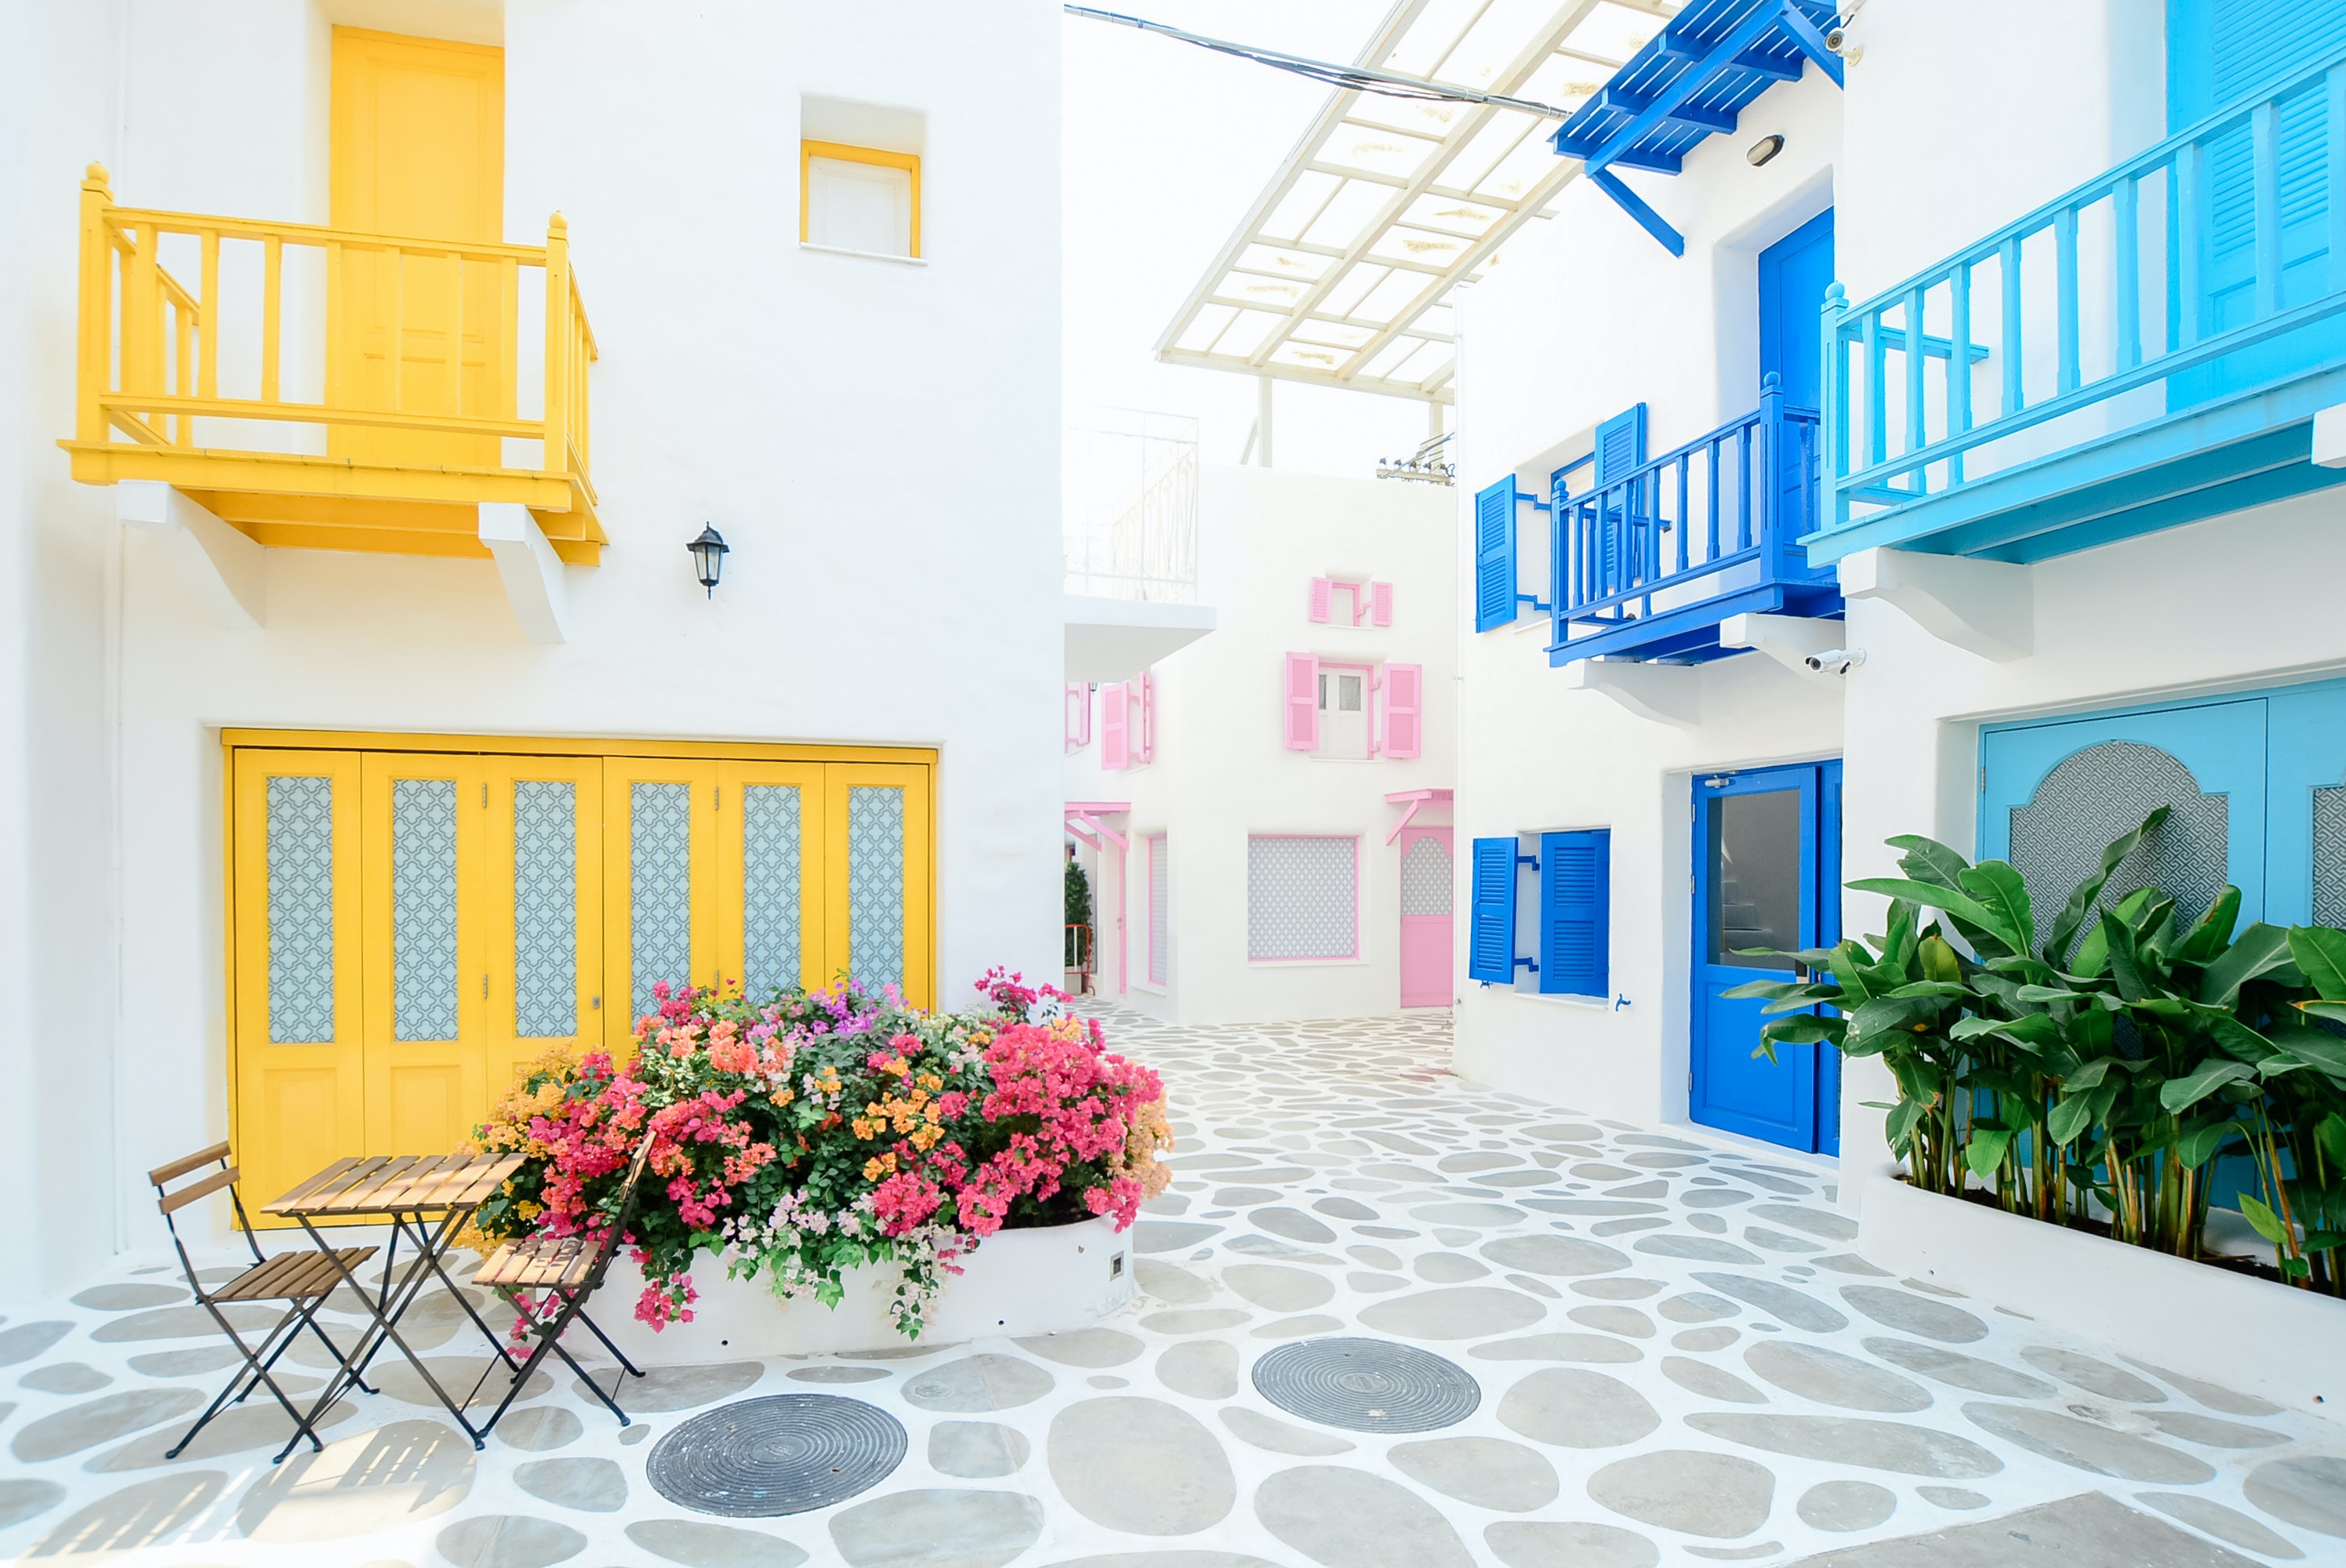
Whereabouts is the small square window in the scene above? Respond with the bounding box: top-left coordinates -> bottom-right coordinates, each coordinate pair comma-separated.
801,140 -> 921,259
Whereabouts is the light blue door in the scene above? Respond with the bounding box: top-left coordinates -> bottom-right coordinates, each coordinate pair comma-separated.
2265,684 -> 2346,926
1691,761 -> 1842,1153
1980,700 -> 2268,949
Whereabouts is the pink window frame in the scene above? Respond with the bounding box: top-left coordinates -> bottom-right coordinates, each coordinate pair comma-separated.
1246,833 -> 1362,963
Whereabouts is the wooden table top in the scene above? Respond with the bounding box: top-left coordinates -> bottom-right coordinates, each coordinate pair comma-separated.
260,1152 -> 526,1218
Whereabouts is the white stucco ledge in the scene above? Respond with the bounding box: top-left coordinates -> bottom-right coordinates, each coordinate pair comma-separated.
1838,546 -> 2032,662
1720,612 -> 1849,677
1562,657 -> 1701,728
1858,1168 -> 2346,1424
117,481 -> 264,630
479,503 -> 571,644
2314,402 -> 2346,466
1064,594 -> 1216,682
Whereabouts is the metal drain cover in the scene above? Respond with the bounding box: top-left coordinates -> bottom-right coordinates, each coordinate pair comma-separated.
1252,1337 -> 1481,1433
646,1393 -> 907,1517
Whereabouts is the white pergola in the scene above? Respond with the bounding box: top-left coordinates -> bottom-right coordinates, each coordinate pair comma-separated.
1156,0 -> 1680,406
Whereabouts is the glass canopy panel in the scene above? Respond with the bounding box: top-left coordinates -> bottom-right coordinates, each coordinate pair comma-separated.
1157,0 -> 1679,401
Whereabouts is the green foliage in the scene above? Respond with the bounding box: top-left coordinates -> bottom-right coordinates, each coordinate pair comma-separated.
1065,857 -> 1093,927
1727,807 -> 2346,1292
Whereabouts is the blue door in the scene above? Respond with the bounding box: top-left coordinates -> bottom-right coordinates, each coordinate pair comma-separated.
1691,761 -> 1842,1153
2166,0 -> 2346,407
1759,209 -> 1835,534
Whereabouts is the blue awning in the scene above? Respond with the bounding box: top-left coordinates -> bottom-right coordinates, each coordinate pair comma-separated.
1550,0 -> 1843,255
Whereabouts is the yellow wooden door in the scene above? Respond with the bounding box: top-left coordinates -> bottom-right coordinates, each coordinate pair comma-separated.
231,750 -> 365,1212
715,761 -> 830,1000
358,753 -> 487,1157
483,756 -> 607,1066
604,759 -> 720,1044
329,27 -> 506,469
825,763 -> 933,1007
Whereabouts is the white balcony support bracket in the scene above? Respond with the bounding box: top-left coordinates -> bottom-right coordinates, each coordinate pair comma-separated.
117,481 -> 264,630
1720,612 -> 1847,676
2314,402 -> 2346,467
479,503 -> 570,644
1563,658 -> 1701,728
1839,546 -> 2032,662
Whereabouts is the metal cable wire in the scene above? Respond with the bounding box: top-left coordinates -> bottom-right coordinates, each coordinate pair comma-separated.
1065,5 -> 1579,121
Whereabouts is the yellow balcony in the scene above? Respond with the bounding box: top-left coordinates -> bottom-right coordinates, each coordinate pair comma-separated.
60,165 -> 603,565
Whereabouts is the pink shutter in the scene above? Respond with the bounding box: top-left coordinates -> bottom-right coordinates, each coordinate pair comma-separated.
1308,577 -> 1333,623
1064,683 -> 1091,750
1284,653 -> 1320,750
1101,682 -> 1131,769
1371,580 -> 1393,626
1137,670 -> 1156,762
1384,662 -> 1422,758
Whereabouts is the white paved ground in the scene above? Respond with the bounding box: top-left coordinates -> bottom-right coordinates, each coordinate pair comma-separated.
4,1007 -> 2344,1567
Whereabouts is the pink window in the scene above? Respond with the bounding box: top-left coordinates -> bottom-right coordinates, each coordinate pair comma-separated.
1383,662 -> 1422,758
1101,682 -> 1131,769
1063,683 -> 1092,752
1247,835 -> 1360,960
1284,653 -> 1320,750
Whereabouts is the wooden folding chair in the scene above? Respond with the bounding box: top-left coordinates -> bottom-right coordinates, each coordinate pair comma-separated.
469,1137 -> 653,1435
149,1142 -> 380,1459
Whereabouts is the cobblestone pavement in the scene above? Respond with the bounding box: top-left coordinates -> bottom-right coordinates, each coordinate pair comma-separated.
5,1007 -> 2344,1566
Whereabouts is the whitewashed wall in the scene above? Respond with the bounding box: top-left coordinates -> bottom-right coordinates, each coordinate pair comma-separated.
0,0 -> 1062,1291
1066,464 -> 1454,1025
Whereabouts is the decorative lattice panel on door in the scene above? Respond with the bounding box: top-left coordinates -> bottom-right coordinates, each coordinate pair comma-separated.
1149,835 -> 1169,985
1402,836 -> 1453,916
267,774 -> 337,1044
847,786 -> 904,989
744,784 -> 804,997
1248,836 -> 1358,960
631,782 -> 694,1021
514,780 -> 578,1039
390,778 -> 459,1041
2007,740 -> 2229,955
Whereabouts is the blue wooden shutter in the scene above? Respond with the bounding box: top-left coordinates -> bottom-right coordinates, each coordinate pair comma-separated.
1468,837 -> 1518,983
1594,405 -> 1647,486
1538,829 -> 1610,996
1473,478 -> 1516,633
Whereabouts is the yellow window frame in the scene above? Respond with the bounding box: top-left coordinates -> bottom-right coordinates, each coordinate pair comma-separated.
800,139 -> 923,258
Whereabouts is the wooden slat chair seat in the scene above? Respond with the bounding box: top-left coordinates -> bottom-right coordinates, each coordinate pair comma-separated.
148,1142 -> 381,1461
467,1139 -> 655,1437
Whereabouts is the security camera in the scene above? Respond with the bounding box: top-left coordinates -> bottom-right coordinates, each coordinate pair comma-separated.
1804,648 -> 1866,675
1825,24 -> 1862,61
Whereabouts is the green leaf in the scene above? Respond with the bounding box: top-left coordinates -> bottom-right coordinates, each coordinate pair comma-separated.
2101,911 -> 2151,1002
1966,1128 -> 2014,1181
1847,878 -> 2017,951
2237,1192 -> 2292,1246
1760,1017 -> 1840,1047
2289,926 -> 2346,1000
1883,982 -> 1970,1000
2176,1121 -> 2238,1170
2046,1095 -> 2096,1146
1890,833 -> 1974,891
2280,1254 -> 2312,1279
1958,861 -> 2035,959
2197,924 -> 2293,1006
1721,978 -> 1813,1001
2317,1112 -> 2346,1174
2043,804 -> 2167,964
1919,933 -> 1963,985
2271,1018 -> 2346,1080
2175,886 -> 2242,964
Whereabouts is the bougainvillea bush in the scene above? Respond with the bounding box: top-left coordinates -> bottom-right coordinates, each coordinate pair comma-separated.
463,970 -> 1172,1337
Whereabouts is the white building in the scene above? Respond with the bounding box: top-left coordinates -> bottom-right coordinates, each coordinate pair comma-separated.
0,0 -> 1063,1298
1063,459 -> 1454,1024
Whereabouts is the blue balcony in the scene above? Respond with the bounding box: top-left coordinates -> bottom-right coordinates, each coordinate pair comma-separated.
1807,49 -> 2346,566
1548,377 -> 1839,666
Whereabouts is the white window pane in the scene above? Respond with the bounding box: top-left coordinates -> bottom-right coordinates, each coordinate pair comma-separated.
809,157 -> 913,256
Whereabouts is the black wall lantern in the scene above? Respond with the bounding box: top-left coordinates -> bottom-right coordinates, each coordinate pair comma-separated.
686,524 -> 730,597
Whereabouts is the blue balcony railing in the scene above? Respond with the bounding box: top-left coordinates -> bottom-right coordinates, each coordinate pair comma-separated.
1810,49 -> 2346,565
1548,375 -> 1838,665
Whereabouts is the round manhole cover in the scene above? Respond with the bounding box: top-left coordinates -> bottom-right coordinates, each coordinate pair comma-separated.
646,1394 -> 908,1517
1252,1337 -> 1481,1433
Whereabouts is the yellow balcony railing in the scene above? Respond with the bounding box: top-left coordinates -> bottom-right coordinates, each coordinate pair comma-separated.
62,164 -> 604,564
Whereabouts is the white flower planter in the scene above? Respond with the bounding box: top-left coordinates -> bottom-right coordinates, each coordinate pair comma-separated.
590,1214 -> 1135,1365
1858,1168 -> 2346,1423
